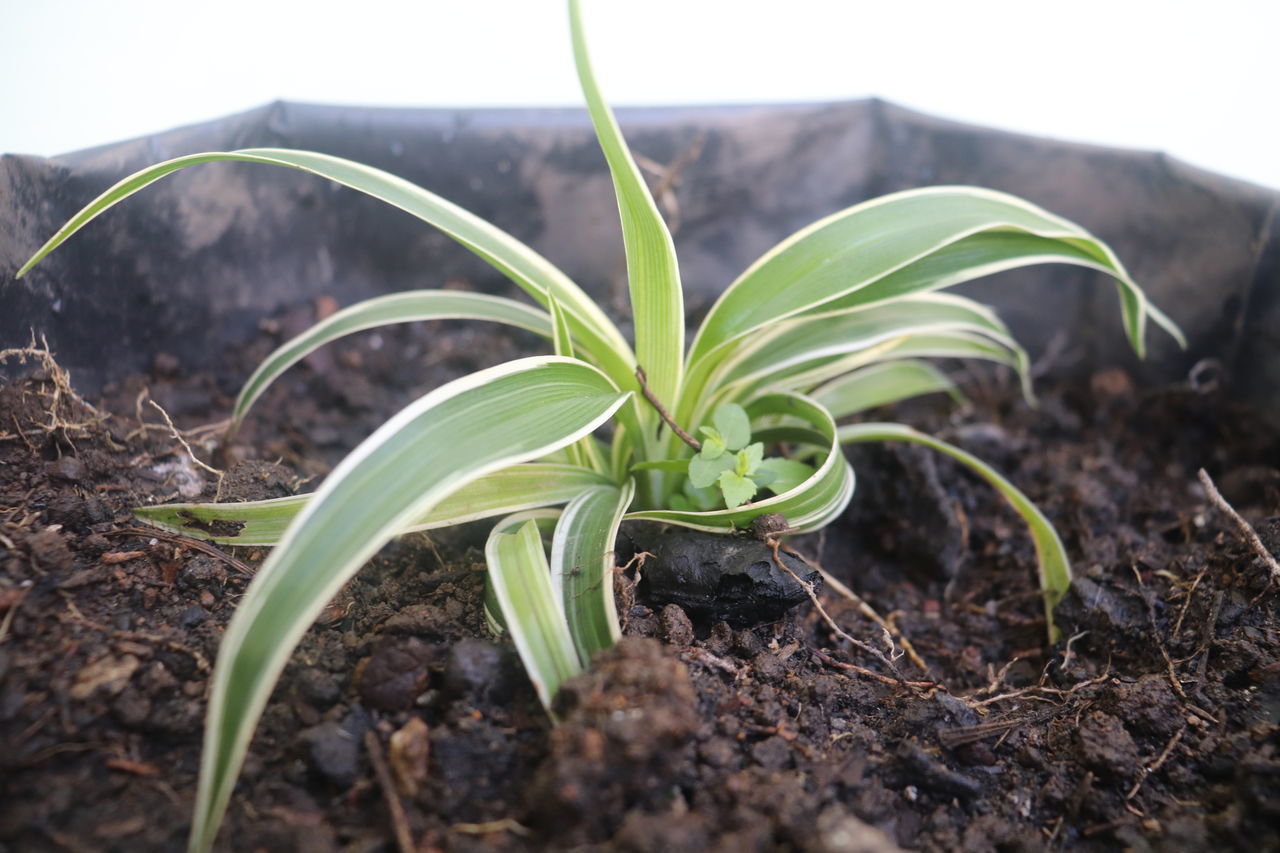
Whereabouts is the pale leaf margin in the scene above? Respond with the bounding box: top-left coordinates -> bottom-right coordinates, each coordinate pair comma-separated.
188,357 -> 628,853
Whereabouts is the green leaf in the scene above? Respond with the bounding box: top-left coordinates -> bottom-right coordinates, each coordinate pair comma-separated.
717,471 -> 758,508
757,457 -> 814,494
188,357 -> 627,852
681,478 -> 722,511
486,515 -> 581,712
668,494 -> 694,512
698,427 -> 727,459
133,463 -> 614,546
759,331 -> 1027,403
677,188 -> 1183,434
631,393 -> 853,533
809,360 -> 962,419
569,0 -> 684,410
688,452 -> 735,489
839,421 -> 1070,641
749,467 -> 778,488
718,293 -> 1022,392
551,481 -> 635,665
229,290 -> 552,428
736,442 -> 765,476
16,148 -> 637,394
713,403 -> 751,451
689,187 -> 1178,365
548,295 -> 575,359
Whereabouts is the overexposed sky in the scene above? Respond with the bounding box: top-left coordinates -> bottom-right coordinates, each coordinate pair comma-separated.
3,0 -> 1276,190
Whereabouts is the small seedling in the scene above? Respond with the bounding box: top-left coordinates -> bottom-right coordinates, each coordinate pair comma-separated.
15,2 -> 1183,849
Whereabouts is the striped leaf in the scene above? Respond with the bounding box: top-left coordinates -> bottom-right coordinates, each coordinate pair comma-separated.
570,0 -> 684,411
133,463 -> 613,546
188,357 -> 627,852
16,148 -> 636,393
233,290 -> 552,427
677,187 -> 1185,428
810,360 -> 962,419
551,481 -> 635,664
486,513 -> 582,711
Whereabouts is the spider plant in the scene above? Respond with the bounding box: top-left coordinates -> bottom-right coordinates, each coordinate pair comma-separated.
15,1 -> 1182,849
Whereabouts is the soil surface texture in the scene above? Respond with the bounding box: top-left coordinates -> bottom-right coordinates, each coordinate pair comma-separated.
2,309 -> 1278,853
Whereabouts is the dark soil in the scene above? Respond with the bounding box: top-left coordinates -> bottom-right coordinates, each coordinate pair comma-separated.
2,310 -> 1279,853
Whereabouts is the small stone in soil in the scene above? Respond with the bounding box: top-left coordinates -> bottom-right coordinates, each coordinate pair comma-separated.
625,526 -> 821,627
302,709 -> 371,788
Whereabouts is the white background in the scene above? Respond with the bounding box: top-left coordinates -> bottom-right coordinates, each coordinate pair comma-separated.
4,0 -> 1276,190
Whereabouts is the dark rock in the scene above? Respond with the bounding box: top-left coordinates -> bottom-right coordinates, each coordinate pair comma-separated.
176,605 -> 207,628
301,709 -> 370,788
625,525 -> 820,627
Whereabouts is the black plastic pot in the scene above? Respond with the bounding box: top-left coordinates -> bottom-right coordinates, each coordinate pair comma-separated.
2,100 -> 1277,419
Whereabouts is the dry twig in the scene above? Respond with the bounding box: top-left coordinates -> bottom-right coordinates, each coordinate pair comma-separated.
364,731 -> 416,853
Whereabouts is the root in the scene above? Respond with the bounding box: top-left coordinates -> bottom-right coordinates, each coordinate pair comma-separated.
1198,468 -> 1280,583
764,537 -> 930,692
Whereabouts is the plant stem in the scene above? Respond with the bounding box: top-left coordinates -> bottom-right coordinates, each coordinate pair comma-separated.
635,366 -> 701,452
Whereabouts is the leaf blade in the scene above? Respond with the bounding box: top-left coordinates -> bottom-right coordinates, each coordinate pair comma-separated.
133,463 -> 613,546
233,290 -> 553,426
17,148 -> 636,392
551,480 -> 635,665
189,357 -> 627,852
809,360 -> 962,419
486,515 -> 582,710
569,0 -> 684,408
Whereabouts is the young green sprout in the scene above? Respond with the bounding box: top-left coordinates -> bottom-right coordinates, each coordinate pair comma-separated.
14,1 -> 1182,849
